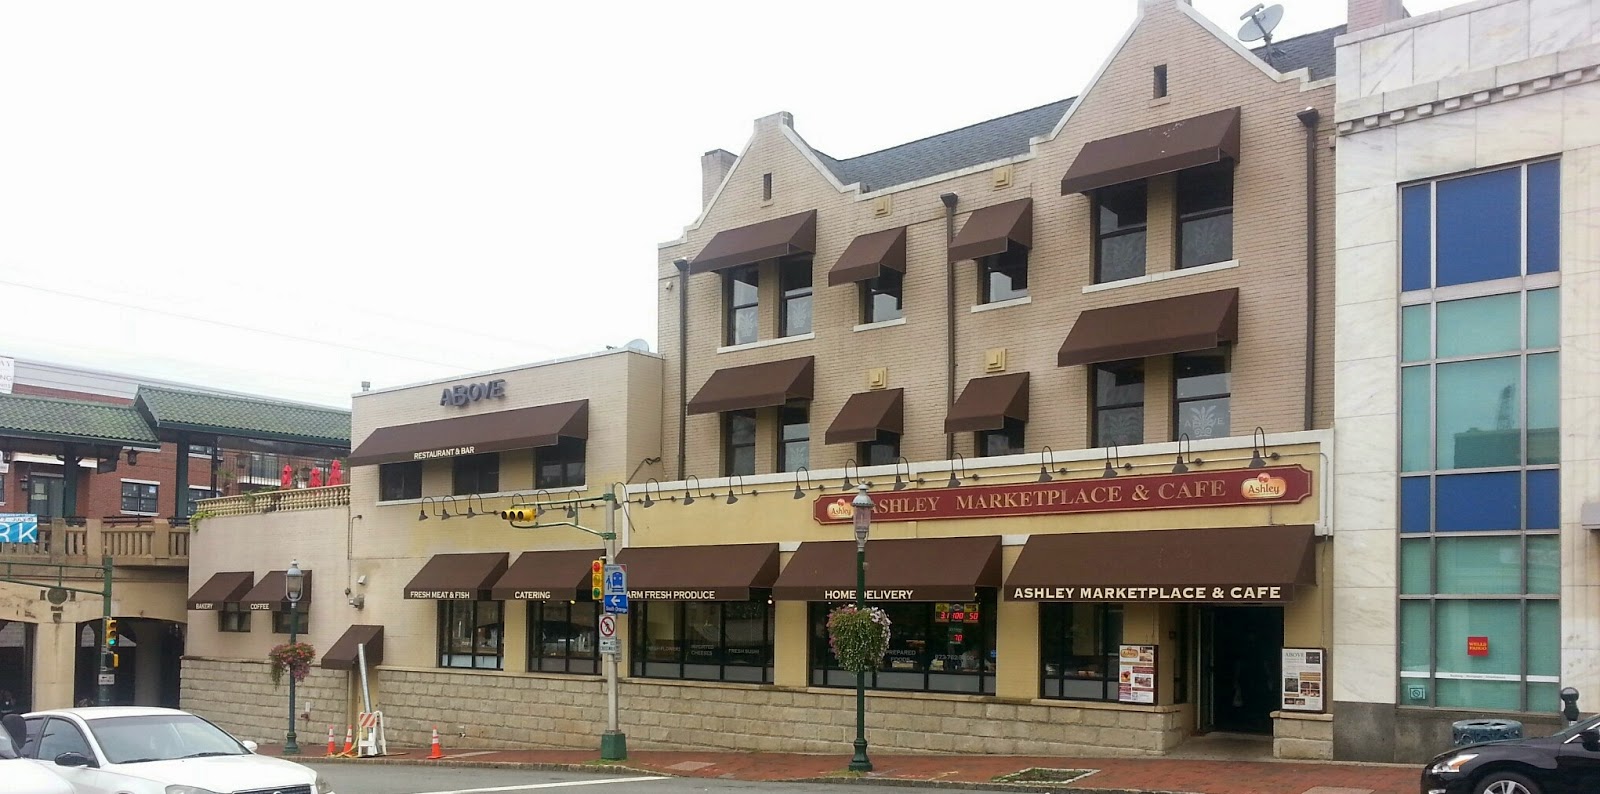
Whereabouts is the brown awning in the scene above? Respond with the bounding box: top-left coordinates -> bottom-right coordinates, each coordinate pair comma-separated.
948,199 -> 1032,262
404,552 -> 509,600
615,543 -> 780,601
827,227 -> 907,286
1060,107 -> 1241,194
1004,526 -> 1317,602
772,536 -> 1002,602
186,571 -> 254,611
1057,288 -> 1239,367
347,399 -> 588,467
688,210 -> 817,275
490,549 -> 604,601
825,389 -> 904,445
687,357 -> 814,415
240,570 -> 313,610
944,373 -> 1029,433
321,625 -> 384,670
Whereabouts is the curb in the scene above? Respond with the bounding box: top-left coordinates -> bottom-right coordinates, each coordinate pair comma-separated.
300,755 -> 672,779
783,777 -> 1201,794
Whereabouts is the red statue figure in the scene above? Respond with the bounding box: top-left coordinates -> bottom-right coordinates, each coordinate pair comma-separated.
329,460 -> 343,486
281,464 -> 293,489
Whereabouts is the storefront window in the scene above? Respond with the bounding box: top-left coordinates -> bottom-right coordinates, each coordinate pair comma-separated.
1039,603 -> 1122,701
630,597 -> 773,683
809,592 -> 997,695
528,601 -> 598,675
217,604 -> 250,633
437,600 -> 503,670
271,607 -> 309,635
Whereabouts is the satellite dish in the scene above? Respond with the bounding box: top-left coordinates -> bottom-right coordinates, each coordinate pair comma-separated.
624,339 -> 651,353
1238,3 -> 1283,43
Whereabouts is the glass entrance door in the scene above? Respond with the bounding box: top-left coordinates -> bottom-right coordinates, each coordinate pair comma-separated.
28,475 -> 63,520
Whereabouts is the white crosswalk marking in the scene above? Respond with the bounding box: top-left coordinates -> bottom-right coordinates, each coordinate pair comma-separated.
408,776 -> 669,794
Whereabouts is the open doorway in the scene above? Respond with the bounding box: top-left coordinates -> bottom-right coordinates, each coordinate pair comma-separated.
1199,606 -> 1283,735
0,620 -> 33,714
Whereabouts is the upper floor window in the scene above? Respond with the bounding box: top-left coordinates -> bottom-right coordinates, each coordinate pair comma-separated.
859,431 -> 900,468
779,403 -> 809,472
1095,181 -> 1148,282
120,481 -> 159,515
379,461 -> 422,501
724,410 -> 756,477
273,606 -> 309,635
1174,348 -> 1231,440
1403,160 -> 1560,291
977,417 -> 1025,458
536,437 -> 587,490
218,603 -> 250,633
1093,359 -> 1144,447
246,453 -> 281,481
187,487 -> 215,516
862,269 -> 903,324
980,243 -> 1029,304
1177,163 -> 1234,268
452,453 -> 499,495
725,265 -> 760,346
188,444 -> 216,459
1152,65 -> 1168,98
780,256 -> 813,337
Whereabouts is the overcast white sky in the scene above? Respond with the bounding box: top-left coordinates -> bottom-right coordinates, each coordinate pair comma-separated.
0,0 -> 1455,408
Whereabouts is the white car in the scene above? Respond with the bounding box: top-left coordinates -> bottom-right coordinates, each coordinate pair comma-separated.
17,707 -> 333,794
0,715 -> 74,794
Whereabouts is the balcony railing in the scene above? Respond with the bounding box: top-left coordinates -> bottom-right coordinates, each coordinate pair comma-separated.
196,484 -> 350,518
0,518 -> 191,568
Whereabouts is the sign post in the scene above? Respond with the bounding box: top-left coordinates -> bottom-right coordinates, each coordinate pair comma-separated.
599,495 -> 627,761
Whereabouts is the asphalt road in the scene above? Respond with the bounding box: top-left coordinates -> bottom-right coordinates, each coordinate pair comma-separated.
306,762 -> 1012,794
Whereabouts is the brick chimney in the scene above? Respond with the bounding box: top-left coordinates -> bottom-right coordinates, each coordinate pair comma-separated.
701,149 -> 737,209
1348,0 -> 1407,33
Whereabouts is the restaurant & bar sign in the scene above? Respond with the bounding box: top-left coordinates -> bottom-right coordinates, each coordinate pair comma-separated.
813,465 -> 1311,524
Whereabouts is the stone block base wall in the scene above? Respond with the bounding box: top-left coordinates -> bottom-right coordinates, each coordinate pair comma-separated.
182,658 -> 352,746
1272,712 -> 1333,760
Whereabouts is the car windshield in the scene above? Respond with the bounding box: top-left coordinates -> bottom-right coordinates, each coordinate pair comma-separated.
1551,715 -> 1600,740
86,714 -> 247,764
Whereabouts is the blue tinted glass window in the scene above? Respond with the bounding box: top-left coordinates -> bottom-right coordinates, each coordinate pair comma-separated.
1401,476 -> 1431,534
1436,471 -> 1520,532
1527,469 -> 1559,530
1401,184 -> 1433,291
1436,168 -> 1522,287
1526,160 -> 1560,274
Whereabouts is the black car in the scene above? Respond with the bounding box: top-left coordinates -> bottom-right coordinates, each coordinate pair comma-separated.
1421,716 -> 1600,794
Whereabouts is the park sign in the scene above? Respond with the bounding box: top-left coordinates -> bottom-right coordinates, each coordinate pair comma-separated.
0,513 -> 39,544
813,466 -> 1313,524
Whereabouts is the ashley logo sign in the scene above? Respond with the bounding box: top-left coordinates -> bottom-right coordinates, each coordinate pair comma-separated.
814,466 -> 1312,524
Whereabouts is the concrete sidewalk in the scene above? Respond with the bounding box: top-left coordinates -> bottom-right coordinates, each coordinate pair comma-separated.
262,745 -> 1419,793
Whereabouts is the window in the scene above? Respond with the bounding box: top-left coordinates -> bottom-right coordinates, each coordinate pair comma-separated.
246,453 -> 281,481
762,172 -> 773,202
272,606 -> 309,635
120,481 -> 158,515
1174,348 -> 1231,440
861,268 -> 903,324
631,597 -> 774,683
979,243 -> 1028,303
1153,64 -> 1168,98
451,453 -> 499,495
536,437 -> 587,489
780,256 -> 813,337
218,603 -> 250,633
1397,160 -> 1560,713
186,487 -> 215,517
1095,181 -> 1148,282
188,444 -> 216,459
379,462 -> 422,501
810,592 -> 996,694
1093,360 -> 1145,447
35,718 -> 92,761
859,431 -> 900,468
1040,603 -> 1123,701
438,600 -> 503,670
725,265 -> 760,346
528,601 -> 600,674
724,410 -> 756,477
977,417 -> 1025,458
1176,163 -> 1234,268
0,473 -> 6,503
779,403 -> 809,473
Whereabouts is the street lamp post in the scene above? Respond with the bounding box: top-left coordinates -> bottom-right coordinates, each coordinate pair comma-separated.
283,560 -> 305,755
849,484 -> 874,773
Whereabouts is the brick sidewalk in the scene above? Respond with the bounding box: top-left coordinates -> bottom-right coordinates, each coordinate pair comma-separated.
266,745 -> 1420,793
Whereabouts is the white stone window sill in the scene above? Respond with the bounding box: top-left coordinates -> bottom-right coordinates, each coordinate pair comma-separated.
1082,259 -> 1239,294
717,333 -> 814,354
121,511 -> 159,518
970,296 -> 1032,313
853,317 -> 907,332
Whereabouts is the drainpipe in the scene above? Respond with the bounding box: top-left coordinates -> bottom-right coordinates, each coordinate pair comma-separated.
674,258 -> 690,479
940,192 -> 959,459
1297,108 -> 1320,432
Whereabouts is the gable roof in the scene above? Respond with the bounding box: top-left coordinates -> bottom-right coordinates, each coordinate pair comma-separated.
1254,24 -> 1344,82
134,385 -> 350,449
0,392 -> 159,448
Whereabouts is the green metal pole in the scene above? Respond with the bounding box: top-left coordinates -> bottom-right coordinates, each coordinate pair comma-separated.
284,609 -> 300,754
97,556 -> 113,707
849,543 -> 872,772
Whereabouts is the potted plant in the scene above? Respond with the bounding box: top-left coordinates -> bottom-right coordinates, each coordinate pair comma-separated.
826,605 -> 892,674
267,642 -> 317,688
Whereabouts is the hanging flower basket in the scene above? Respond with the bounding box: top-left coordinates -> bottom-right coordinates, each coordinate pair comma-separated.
267,642 -> 317,688
826,605 -> 891,674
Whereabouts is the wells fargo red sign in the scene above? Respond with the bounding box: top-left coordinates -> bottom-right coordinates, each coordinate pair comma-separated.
813,465 -> 1312,524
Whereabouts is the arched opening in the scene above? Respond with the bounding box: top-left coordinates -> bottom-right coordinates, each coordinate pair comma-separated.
0,620 -> 34,715
74,618 -> 186,707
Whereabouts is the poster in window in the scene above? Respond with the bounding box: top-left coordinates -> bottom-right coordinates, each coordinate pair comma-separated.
1280,647 -> 1325,712
1117,644 -> 1157,705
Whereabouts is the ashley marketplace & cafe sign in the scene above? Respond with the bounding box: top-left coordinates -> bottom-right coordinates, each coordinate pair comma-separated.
813,465 -> 1312,524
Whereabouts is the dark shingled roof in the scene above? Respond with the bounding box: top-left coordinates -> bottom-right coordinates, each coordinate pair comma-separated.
807,25 -> 1341,193
0,392 -> 159,447
134,385 -> 350,448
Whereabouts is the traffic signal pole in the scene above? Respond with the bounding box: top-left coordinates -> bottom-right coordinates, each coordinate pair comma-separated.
600,495 -> 625,761
100,557 -> 115,707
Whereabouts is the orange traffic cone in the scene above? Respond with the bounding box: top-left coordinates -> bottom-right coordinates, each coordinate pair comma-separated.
324,726 -> 336,757
340,726 -> 355,756
427,727 -> 443,760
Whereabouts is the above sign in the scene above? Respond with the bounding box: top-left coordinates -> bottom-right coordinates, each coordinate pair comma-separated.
0,513 -> 39,544
814,466 -> 1312,524
1281,648 -> 1325,712
1009,585 -> 1292,603
439,379 -> 506,407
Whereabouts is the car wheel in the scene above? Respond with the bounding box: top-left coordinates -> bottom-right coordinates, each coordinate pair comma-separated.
1474,770 -> 1543,794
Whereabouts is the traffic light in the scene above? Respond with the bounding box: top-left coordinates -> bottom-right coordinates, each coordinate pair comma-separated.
500,508 -> 535,522
591,559 -> 604,600
104,618 -> 118,649
102,650 -> 118,670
